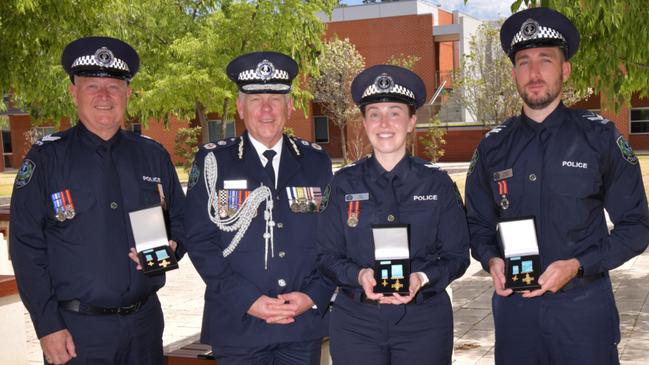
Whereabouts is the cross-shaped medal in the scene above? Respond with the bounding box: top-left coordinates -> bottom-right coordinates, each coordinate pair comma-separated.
523,273 -> 534,285
391,279 -> 403,291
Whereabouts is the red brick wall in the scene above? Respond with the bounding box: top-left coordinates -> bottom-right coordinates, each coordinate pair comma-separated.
416,126 -> 487,162
140,116 -> 189,165
325,14 -> 438,100
437,9 -> 454,25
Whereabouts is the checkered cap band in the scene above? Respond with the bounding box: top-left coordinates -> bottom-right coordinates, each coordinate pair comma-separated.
361,83 -> 415,100
511,24 -> 566,48
71,55 -> 130,72
238,69 -> 290,81
241,83 -> 291,92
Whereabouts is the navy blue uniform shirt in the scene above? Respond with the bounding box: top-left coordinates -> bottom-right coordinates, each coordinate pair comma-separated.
10,122 -> 185,338
317,155 -> 469,297
466,103 -> 649,274
184,132 -> 335,348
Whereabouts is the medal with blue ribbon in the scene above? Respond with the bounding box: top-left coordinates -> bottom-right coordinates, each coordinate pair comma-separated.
51,192 -> 66,222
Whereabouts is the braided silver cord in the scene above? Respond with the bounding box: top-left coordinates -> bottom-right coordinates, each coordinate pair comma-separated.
204,152 -> 275,269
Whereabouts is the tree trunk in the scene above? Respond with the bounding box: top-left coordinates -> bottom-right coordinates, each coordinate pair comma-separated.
339,123 -> 348,164
195,99 -> 209,144
221,98 -> 230,139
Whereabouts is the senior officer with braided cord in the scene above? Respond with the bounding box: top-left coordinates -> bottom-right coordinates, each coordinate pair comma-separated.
10,36 -> 185,364
317,65 -> 470,364
465,7 -> 649,364
184,51 -> 335,365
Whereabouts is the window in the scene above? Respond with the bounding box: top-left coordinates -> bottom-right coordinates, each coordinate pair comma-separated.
208,120 -> 235,141
630,108 -> 649,134
313,116 -> 329,143
130,123 -> 142,135
2,129 -> 11,168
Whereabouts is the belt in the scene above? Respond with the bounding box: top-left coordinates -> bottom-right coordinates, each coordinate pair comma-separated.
60,296 -> 149,315
340,289 -> 437,305
559,272 -> 606,293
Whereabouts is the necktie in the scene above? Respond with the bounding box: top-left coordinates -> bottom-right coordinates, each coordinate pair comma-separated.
263,150 -> 277,188
100,143 -> 130,298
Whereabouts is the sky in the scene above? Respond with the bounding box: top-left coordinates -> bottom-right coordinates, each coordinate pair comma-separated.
340,0 -> 514,21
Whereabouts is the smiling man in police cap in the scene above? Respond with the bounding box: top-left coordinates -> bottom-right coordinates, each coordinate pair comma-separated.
465,7 -> 649,364
10,36 -> 185,364
184,51 -> 334,364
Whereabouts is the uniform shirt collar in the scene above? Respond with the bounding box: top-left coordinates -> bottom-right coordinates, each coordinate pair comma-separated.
247,133 -> 283,166
367,154 -> 411,182
521,101 -> 567,131
76,121 -> 123,151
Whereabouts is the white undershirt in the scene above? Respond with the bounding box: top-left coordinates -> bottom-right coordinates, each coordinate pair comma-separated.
248,135 -> 283,189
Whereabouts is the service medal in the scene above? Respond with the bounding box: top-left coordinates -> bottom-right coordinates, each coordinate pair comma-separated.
347,215 -> 358,227
290,202 -> 301,213
56,211 -> 66,222
500,197 -> 510,210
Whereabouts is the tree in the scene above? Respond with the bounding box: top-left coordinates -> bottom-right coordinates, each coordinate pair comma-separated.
453,22 -> 522,126
174,126 -> 202,173
1,0 -> 337,137
467,0 -> 649,111
418,117 -> 446,163
312,37 -> 365,164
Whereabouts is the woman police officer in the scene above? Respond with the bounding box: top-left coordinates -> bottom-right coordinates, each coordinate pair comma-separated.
317,65 -> 470,364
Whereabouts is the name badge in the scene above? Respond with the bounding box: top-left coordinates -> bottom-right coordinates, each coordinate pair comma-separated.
493,168 -> 513,181
224,179 -> 247,190
345,193 -> 369,202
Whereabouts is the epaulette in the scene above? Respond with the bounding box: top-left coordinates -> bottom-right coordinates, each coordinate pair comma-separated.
485,117 -> 515,138
335,155 -> 369,175
580,111 -> 611,125
132,132 -> 165,149
291,136 -> 324,152
200,137 -> 239,151
33,132 -> 65,146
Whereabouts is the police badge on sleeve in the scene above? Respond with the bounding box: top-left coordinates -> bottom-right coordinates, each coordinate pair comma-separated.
15,159 -> 36,188
616,136 -> 638,165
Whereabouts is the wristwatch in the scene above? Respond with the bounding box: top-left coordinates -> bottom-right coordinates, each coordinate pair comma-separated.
576,265 -> 584,278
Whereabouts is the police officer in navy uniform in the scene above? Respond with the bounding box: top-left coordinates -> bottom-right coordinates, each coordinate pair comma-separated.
466,7 -> 649,364
10,36 -> 185,364
184,52 -> 335,365
317,65 -> 470,364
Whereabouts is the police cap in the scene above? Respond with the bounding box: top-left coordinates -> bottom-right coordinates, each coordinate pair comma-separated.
500,7 -> 580,62
351,65 -> 426,109
61,36 -> 139,82
227,52 -> 298,94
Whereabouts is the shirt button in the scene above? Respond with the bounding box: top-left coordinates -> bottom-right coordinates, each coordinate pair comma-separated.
277,222 -> 284,229
387,214 -> 395,222
279,251 -> 286,258
110,202 -> 118,209
529,173 -> 537,181
278,279 -> 287,287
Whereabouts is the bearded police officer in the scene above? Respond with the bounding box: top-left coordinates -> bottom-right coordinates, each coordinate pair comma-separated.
10,36 -> 185,364
184,52 -> 334,365
466,8 -> 649,364
317,65 -> 469,364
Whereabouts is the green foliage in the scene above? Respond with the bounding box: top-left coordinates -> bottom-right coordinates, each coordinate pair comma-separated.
282,127 -> 295,138
418,117 -> 446,163
174,126 -> 202,173
1,0 -> 336,125
312,37 -> 366,163
386,53 -> 421,71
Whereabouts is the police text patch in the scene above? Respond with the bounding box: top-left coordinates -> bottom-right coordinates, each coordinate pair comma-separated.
15,159 -> 36,189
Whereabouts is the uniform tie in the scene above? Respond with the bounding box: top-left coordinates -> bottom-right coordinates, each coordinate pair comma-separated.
100,143 -> 131,299
263,150 -> 277,188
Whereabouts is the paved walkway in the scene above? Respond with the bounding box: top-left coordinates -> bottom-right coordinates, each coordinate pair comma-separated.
23,248 -> 649,364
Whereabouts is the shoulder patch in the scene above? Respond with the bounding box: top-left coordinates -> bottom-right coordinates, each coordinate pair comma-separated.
187,160 -> 200,191
203,142 -> 217,150
582,111 -> 611,125
467,149 -> 479,176
15,159 -> 36,189
616,135 -> 638,165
